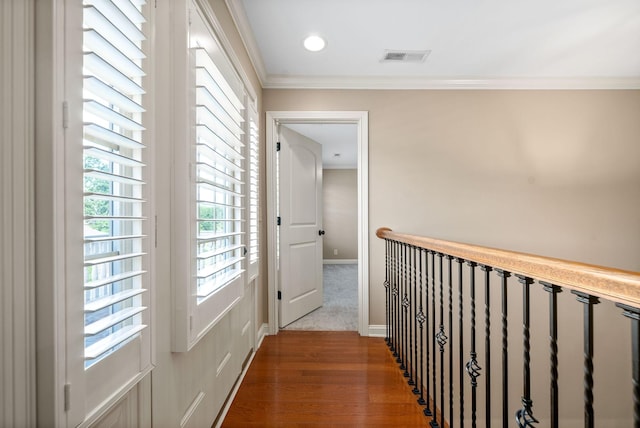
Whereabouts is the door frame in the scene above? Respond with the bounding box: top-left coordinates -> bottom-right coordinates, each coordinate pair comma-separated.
266,111 -> 369,336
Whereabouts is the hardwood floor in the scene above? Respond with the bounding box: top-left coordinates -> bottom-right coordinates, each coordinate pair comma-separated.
220,331 -> 432,427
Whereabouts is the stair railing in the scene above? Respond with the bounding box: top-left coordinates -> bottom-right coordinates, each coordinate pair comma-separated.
377,227 -> 640,428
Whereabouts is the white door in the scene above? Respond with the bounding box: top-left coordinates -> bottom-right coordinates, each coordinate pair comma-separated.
278,126 -> 324,327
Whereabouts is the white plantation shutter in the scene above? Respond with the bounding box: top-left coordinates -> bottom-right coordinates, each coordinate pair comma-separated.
247,104 -> 259,278
194,45 -> 245,300
82,0 -> 148,367
171,3 -> 248,351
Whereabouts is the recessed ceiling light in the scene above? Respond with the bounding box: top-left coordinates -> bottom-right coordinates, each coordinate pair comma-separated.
303,35 -> 326,52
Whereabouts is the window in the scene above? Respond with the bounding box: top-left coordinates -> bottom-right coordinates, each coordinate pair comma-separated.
83,0 -> 149,367
63,0 -> 154,422
247,103 -> 259,279
194,45 -> 245,300
172,2 -> 247,351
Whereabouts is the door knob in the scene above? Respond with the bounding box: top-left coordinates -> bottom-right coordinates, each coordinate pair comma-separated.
318,230 -> 325,236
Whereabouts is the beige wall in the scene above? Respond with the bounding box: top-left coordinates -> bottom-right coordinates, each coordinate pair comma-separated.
263,88 -> 640,424
323,169 -> 358,260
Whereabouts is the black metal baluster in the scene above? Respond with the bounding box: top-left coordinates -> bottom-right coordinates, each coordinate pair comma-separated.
392,241 -> 399,359
541,282 -> 562,428
447,255 -> 454,428
417,248 -> 429,412
496,269 -> 511,428
402,244 -> 410,377
516,276 -> 538,428
616,303 -> 640,428
435,253 -> 447,428
385,239 -> 390,346
465,261 -> 480,428
431,251 -> 438,426
481,265 -> 492,427
457,258 -> 465,428
389,241 -> 394,350
396,241 -> 403,364
425,250 -> 432,416
399,241 -> 405,366
409,246 -> 419,394
572,291 -> 599,428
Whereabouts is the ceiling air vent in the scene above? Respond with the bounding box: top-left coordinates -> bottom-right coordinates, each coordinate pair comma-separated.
381,50 -> 430,63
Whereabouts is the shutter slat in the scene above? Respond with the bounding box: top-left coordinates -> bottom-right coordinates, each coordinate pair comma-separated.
197,231 -> 243,243
84,270 -> 146,290
195,68 -> 243,124
84,234 -> 145,243
197,256 -> 244,279
196,162 -> 243,186
84,99 -> 144,132
196,91 -> 244,139
84,29 -> 144,78
193,47 -> 243,112
196,144 -> 244,174
196,180 -> 244,198
84,6 -> 145,60
84,76 -> 144,113
85,289 -> 146,312
84,192 -> 145,203
84,0 -> 145,44
196,269 -> 244,298
85,324 -> 147,360
84,144 -> 145,167
85,123 -> 144,150
196,124 -> 244,159
85,306 -> 146,336
196,243 -> 244,260
84,251 -> 145,267
84,168 -> 145,185
84,52 -> 144,96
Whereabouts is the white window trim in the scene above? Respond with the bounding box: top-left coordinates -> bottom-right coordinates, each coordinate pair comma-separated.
1,0 -> 36,426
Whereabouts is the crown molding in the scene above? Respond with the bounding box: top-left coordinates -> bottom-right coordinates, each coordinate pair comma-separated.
262,75 -> 640,90
224,0 -> 267,88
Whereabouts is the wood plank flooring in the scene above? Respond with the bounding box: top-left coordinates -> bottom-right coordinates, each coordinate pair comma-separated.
220,331 -> 432,427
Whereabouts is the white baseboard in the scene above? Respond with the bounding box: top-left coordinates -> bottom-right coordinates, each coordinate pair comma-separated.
323,259 -> 358,265
256,323 -> 269,349
368,325 -> 386,337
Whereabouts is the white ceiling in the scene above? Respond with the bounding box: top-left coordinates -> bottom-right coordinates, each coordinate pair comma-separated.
283,123 -> 358,169
229,0 -> 640,89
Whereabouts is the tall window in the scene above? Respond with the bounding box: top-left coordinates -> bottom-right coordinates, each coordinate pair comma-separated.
82,0 -> 149,367
247,104 -> 259,279
194,45 -> 245,301
172,3 -> 248,351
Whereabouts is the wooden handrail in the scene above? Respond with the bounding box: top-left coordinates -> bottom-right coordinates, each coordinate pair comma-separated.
377,227 -> 640,308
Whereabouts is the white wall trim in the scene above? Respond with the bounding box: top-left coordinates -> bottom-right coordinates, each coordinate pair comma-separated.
368,325 -> 386,338
224,0 -> 266,87
323,259 -> 358,265
266,111 -> 369,336
262,75 -> 640,90
256,323 -> 269,349
1,1 -> 35,426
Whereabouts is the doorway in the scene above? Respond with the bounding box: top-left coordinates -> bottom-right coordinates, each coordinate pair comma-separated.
266,111 -> 369,336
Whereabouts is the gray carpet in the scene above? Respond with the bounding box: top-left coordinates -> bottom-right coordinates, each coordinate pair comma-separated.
283,263 -> 358,331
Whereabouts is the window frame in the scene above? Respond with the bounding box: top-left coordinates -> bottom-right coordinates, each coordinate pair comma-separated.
246,100 -> 260,281
61,1 -> 155,425
171,0 -> 250,352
